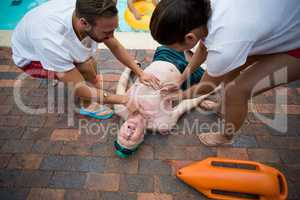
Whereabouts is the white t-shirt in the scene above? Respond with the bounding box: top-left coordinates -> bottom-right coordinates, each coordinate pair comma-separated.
12,0 -> 97,72
204,0 -> 300,77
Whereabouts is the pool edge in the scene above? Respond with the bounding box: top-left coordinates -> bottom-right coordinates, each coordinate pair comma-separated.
0,31 -> 159,50
0,30 -> 12,47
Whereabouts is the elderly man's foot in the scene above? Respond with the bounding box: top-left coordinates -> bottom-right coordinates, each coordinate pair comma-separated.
198,132 -> 233,147
199,99 -> 222,117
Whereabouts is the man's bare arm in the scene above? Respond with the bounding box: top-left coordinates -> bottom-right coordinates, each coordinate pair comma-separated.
104,37 -> 160,89
56,67 -> 128,105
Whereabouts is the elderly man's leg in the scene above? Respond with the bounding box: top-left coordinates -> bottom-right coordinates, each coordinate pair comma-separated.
199,54 -> 300,146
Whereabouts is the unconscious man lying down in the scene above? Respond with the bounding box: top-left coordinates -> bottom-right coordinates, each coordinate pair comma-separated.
113,46 -> 219,158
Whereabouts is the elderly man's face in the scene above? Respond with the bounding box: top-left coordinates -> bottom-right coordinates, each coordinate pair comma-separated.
87,16 -> 119,43
119,113 -> 146,148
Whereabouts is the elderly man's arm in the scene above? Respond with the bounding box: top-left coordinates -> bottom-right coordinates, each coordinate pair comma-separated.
56,67 -> 129,105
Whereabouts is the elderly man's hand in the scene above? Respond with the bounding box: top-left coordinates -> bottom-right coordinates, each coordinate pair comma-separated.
160,82 -> 181,96
139,72 -> 161,90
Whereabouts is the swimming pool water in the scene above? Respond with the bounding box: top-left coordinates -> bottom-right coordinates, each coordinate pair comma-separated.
0,0 -> 145,32
0,0 -> 48,30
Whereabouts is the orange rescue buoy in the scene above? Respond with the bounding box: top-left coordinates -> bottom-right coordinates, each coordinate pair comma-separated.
177,157 -> 288,200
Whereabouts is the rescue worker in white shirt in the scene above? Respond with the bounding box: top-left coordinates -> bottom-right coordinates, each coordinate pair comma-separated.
150,0 -> 300,146
12,0 -> 160,118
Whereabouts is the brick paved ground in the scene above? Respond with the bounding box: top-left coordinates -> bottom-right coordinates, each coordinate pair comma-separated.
0,47 -> 300,200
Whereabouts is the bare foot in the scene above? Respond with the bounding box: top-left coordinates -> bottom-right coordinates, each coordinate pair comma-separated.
198,132 -> 233,147
199,99 -> 222,117
199,99 -> 219,110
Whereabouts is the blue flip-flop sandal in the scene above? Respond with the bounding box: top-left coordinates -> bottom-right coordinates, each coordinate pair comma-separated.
80,105 -> 114,120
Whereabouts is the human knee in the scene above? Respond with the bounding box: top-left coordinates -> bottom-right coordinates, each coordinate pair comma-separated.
77,58 -> 97,73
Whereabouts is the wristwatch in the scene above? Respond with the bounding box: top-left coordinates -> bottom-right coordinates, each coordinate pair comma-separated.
103,91 -> 108,98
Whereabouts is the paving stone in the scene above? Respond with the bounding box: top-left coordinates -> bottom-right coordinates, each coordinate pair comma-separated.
137,193 -> 173,200
185,146 -> 217,161
101,192 -> 137,200
0,105 -> 13,115
15,170 -> 52,187
159,176 -> 191,194
286,116 -> 300,136
0,140 -> 5,148
0,72 -> 19,79
64,189 -> 102,200
27,188 -> 65,200
166,160 -> 195,176
50,129 -> 79,141
0,95 -> 8,104
120,175 -> 154,193
240,124 -> 271,136
231,135 -> 258,148
1,140 -> 33,153
40,155 -> 106,172
166,135 -> 201,146
279,150 -> 300,164
217,147 -> 249,160
31,140 -> 63,154
49,171 -> 86,189
0,154 -> 12,168
90,143 -> 115,157
8,105 -> 32,115
0,127 -> 24,139
173,191 -> 211,200
19,116 -> 47,127
265,115 -> 300,136
287,180 -> 300,200
139,159 -> 171,175
0,169 -> 21,187
7,154 -> 43,169
248,149 -> 281,163
85,173 -> 120,191
154,145 -> 187,160
135,144 -> 154,159
26,89 -> 48,97
252,103 -> 278,114
60,141 -> 92,156
105,157 -> 138,174
154,175 -> 160,192
281,105 -> 300,115
0,115 -> 22,127
284,164 -> 300,183
0,188 -> 30,200
79,156 -> 107,172
22,127 -> 53,140
144,133 -> 169,147
45,115 -> 70,128
256,136 -> 300,149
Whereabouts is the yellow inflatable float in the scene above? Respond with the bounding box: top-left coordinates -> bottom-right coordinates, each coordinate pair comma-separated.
124,1 -> 155,31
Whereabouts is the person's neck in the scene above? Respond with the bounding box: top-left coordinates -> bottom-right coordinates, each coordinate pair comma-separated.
167,44 -> 185,52
72,13 -> 87,41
